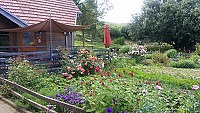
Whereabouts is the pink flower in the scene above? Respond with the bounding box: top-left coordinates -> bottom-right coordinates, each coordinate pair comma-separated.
70,60 -> 74,63
156,86 -> 162,90
129,72 -> 133,76
90,66 -> 93,69
192,85 -> 199,90
114,68 -> 117,72
100,69 -> 103,74
62,73 -> 68,76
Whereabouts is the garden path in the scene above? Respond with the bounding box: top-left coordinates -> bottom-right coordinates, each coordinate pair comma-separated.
0,100 -> 19,113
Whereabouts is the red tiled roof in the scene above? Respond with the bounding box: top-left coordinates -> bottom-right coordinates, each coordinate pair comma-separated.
0,0 -> 81,25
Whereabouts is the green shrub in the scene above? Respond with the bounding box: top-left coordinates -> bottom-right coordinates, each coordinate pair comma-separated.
152,51 -> 168,63
8,57 -> 43,91
147,45 -> 173,53
195,43 -> 200,55
170,60 -> 196,68
189,54 -> 200,64
165,49 -> 177,58
113,37 -> 125,45
145,54 -> 152,59
120,45 -> 130,54
140,59 -> 152,66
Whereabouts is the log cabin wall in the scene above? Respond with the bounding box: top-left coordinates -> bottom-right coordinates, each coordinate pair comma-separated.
36,32 -> 47,51
46,32 -> 66,50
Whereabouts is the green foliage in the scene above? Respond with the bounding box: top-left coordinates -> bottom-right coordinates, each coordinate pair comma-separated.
189,54 -> 200,64
145,54 -> 152,59
8,57 -> 43,91
146,45 -> 174,53
152,51 -> 168,63
165,49 -> 177,58
170,60 -> 196,68
130,0 -> 200,49
61,49 -> 104,78
120,45 -> 130,54
195,43 -> 200,55
113,37 -> 125,45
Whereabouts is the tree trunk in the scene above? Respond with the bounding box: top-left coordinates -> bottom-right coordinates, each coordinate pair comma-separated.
82,31 -> 85,47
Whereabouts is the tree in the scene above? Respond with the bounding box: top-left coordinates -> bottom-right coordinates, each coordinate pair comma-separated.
121,25 -> 131,40
130,0 -> 200,50
74,0 -> 112,46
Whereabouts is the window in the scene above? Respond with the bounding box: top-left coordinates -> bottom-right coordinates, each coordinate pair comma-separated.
22,32 -> 34,45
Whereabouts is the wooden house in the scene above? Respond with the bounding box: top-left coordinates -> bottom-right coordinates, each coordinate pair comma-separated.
0,0 -> 81,52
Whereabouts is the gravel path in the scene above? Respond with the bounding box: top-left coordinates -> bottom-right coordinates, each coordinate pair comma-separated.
0,100 -> 19,113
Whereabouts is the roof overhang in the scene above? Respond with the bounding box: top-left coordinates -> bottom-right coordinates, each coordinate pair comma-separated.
0,6 -> 28,27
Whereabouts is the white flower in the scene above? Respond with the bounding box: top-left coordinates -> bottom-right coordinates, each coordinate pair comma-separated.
142,89 -> 147,93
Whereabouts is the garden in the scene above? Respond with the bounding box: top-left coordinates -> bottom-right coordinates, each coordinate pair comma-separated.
0,42 -> 199,113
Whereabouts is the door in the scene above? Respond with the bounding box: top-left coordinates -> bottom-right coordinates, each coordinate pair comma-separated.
20,32 -> 36,51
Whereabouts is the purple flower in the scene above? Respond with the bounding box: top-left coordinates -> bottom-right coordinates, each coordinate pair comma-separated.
117,111 -> 119,113
192,85 -> 199,90
67,87 -> 70,92
106,108 -> 112,113
48,106 -> 52,109
124,111 -> 129,113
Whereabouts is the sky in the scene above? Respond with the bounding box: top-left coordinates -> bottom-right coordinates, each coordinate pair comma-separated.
100,0 -> 144,24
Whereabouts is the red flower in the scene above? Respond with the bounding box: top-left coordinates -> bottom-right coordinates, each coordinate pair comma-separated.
90,66 -> 93,69
14,61 -> 17,63
139,80 -> 142,83
152,79 -> 156,81
13,56 -> 15,58
94,78 -> 96,80
50,62 -> 53,64
36,68 -> 38,70
101,75 -> 104,77
136,87 -> 139,90
89,94 -> 93,97
123,83 -> 127,85
95,68 -> 99,72
80,82 -> 83,84
106,86 -> 108,88
110,80 -> 112,82
85,82 -> 89,86
137,92 -> 139,94
40,59 -> 43,60
159,83 -> 162,86
123,69 -> 125,74
101,83 -> 105,86
147,81 -> 151,85
115,63 -> 117,64
118,73 -> 121,77
156,82 -> 159,85
129,72 -> 133,76
114,68 -> 117,72
137,99 -> 140,101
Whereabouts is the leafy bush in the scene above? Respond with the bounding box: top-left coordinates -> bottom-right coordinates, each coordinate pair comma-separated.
8,57 -> 43,90
113,37 -> 125,45
61,49 -> 104,78
169,60 -> 196,68
165,49 -> 177,58
147,45 -> 173,53
120,45 -> 130,54
195,43 -> 200,55
140,59 -> 153,66
189,54 -> 200,64
145,54 -> 152,59
152,51 -> 168,63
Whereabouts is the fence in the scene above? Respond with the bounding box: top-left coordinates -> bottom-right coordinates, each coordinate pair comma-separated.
0,77 -> 88,113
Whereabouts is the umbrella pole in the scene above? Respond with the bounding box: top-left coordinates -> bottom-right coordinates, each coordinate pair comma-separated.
50,8 -> 53,61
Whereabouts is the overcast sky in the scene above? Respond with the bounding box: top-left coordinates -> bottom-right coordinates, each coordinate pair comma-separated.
100,0 -> 144,24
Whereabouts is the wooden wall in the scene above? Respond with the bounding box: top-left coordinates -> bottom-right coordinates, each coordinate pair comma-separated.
46,32 -> 66,50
